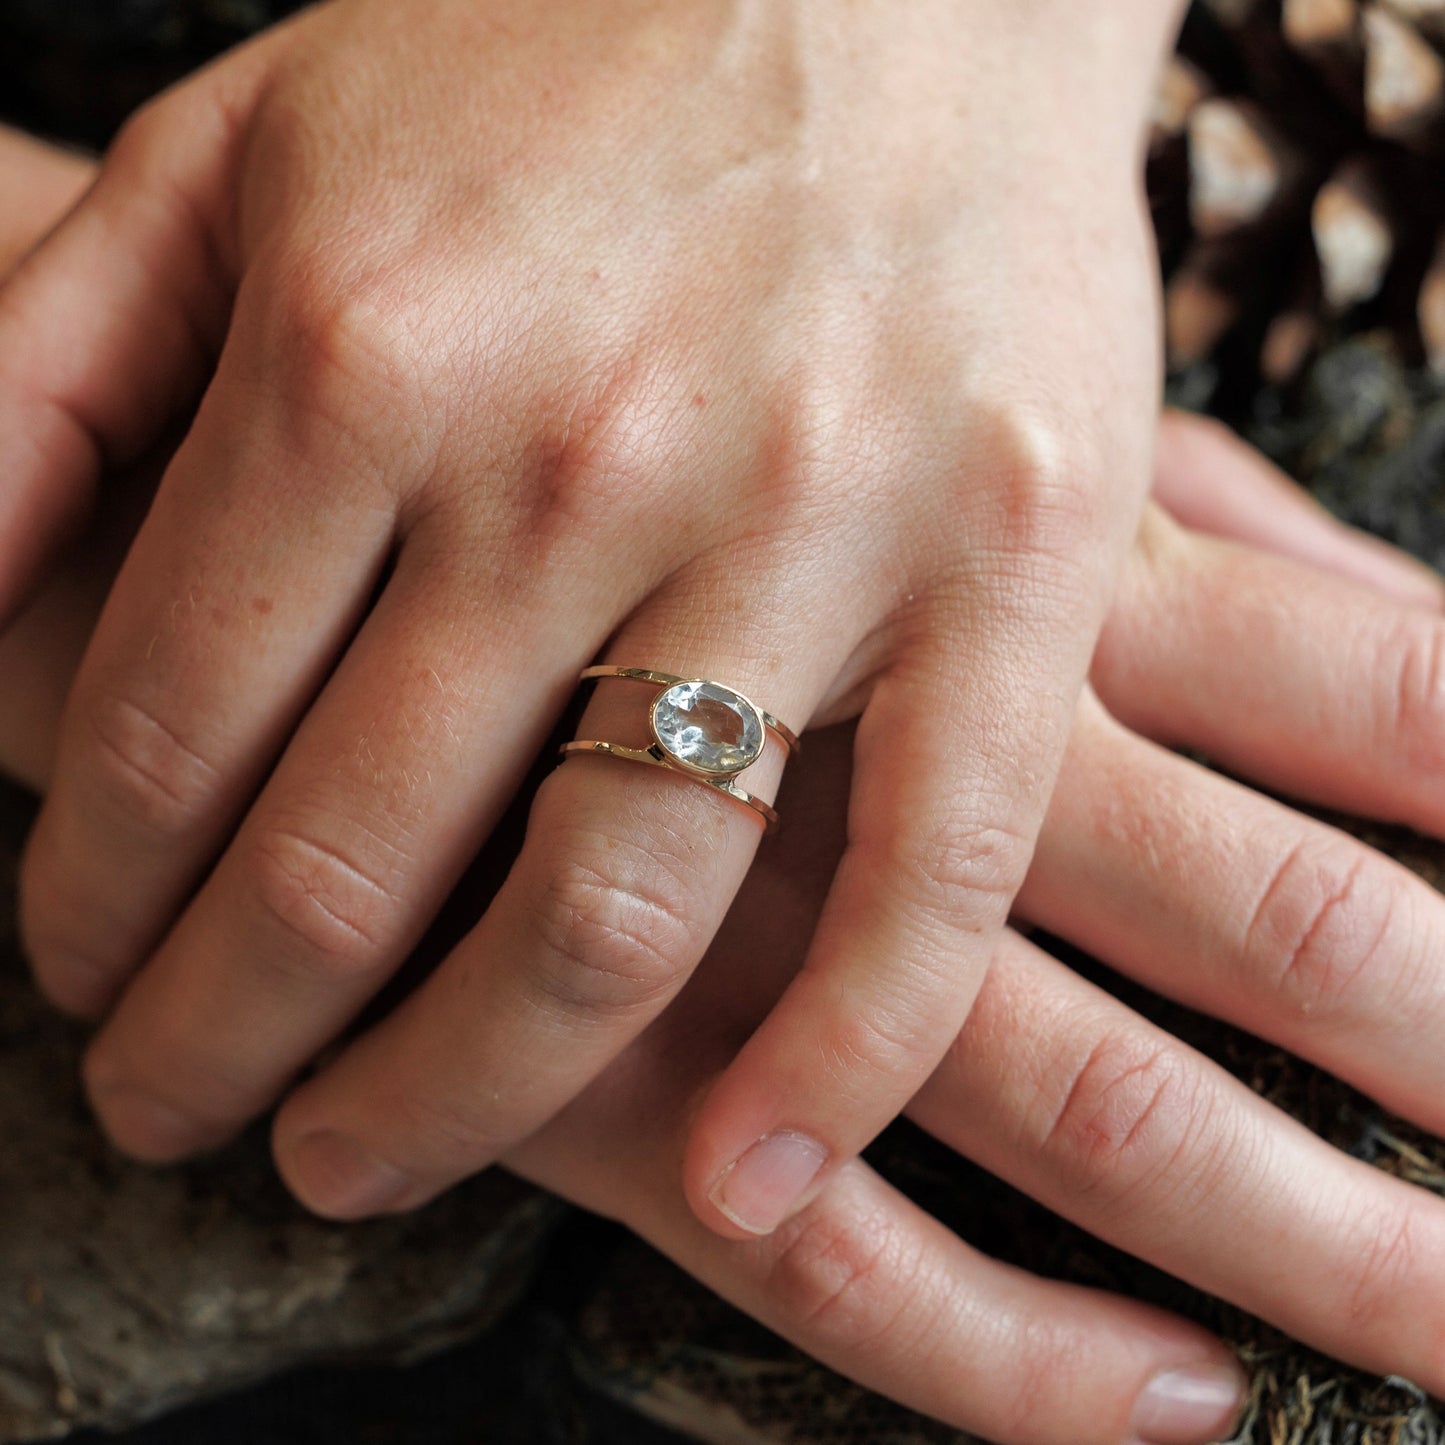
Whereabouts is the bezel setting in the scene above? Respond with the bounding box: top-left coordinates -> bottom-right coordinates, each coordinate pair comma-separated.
648,679 -> 766,778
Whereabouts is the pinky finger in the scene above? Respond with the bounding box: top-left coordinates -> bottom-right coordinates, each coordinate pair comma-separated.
506,1138 -> 1248,1445
1151,409 -> 1445,611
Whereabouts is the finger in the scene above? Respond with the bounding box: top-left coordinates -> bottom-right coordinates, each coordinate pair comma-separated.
1094,505 -> 1445,835
1152,408 -> 1444,610
268,571 -> 856,1220
683,521 -> 1116,1241
1020,693 -> 1445,1137
0,127 -> 95,276
19,317 -> 400,1019
0,133 -> 107,792
0,453 -> 156,795
501,770 -> 1248,1445
74,516 -> 629,1162
908,923 -> 1445,1396
0,42 -> 278,620
514,1147 -> 1248,1445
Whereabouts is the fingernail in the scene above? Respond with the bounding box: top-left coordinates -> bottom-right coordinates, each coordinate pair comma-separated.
1129,1358 -> 1249,1445
90,1083 -> 228,1162
282,1129 -> 418,1219
708,1131 -> 828,1235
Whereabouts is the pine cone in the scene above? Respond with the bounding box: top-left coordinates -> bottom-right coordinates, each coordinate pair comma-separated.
1154,0 -> 1445,392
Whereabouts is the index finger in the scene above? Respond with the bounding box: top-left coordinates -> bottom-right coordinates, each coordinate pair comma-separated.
517,1149 -> 1249,1445
914,924 -> 1445,1395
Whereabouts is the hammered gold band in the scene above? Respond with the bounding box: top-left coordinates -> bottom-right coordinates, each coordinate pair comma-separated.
557,739 -> 780,831
558,667 -> 800,833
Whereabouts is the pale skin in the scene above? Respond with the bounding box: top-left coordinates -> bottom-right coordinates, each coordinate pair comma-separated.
11,125 -> 1445,1445
0,0 -> 1182,1243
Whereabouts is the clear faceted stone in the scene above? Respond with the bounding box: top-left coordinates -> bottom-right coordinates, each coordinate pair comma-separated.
652,681 -> 764,775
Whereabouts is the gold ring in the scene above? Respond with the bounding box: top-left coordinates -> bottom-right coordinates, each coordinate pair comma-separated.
558,668 -> 800,832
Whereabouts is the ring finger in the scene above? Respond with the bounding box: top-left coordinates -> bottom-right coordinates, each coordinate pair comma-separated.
267,555 -> 863,1217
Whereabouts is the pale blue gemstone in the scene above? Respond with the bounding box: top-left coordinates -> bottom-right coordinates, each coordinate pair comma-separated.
652,681 -> 763,774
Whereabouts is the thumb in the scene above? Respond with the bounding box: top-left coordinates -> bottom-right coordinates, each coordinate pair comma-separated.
0,33 -> 277,623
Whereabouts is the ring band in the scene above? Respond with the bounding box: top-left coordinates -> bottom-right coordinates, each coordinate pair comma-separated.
559,667 -> 800,832
557,739 -> 780,830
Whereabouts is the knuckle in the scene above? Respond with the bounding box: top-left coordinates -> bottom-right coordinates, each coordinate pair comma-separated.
1034,1029 -> 1200,1207
821,1003 -> 934,1105
260,270 -> 430,467
528,850 -> 701,1021
1386,617 -> 1445,772
520,366 -> 659,538
83,692 -> 221,840
1246,838 -> 1400,1023
106,94 -> 180,175
284,280 -> 411,384
870,808 -> 1033,933
971,404 -> 1100,562
245,825 -> 398,980
925,814 -> 1033,913
1340,1200 -> 1426,1338
764,1198 -> 922,1352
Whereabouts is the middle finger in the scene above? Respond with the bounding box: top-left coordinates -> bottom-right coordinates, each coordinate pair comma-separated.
76,515 -> 635,1160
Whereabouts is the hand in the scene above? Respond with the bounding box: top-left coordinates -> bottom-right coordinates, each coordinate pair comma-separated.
544,418 -> 1445,1423
11,126 -> 1445,1445
5,398 -> 1445,1442
0,0 -> 1185,1238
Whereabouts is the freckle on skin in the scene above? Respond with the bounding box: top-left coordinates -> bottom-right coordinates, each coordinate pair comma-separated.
252,596 -> 275,615
694,392 -> 706,407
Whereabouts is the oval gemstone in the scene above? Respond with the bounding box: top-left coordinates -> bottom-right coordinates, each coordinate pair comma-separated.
651,681 -> 764,775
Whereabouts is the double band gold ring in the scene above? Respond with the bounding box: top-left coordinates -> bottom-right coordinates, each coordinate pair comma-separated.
558,667 -> 800,832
